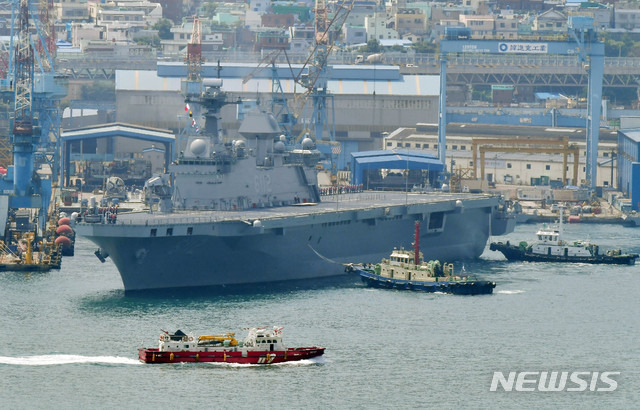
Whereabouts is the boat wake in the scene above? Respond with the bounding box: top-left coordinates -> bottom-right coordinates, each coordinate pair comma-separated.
201,357 -> 325,368
0,354 -> 141,366
497,290 -> 525,295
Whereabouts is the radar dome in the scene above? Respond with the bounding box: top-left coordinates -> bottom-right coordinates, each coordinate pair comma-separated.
302,137 -> 315,150
274,141 -> 285,152
190,139 -> 207,157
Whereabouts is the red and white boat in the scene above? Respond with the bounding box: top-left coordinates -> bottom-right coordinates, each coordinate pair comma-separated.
138,326 -> 325,364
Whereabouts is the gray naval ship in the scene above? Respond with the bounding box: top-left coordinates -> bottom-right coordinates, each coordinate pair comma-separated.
74,87 -> 514,291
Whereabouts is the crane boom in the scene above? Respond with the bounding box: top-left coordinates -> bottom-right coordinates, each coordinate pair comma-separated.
187,16 -> 202,82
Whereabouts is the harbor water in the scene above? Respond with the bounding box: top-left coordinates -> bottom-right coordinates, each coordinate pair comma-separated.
1,222 -> 639,408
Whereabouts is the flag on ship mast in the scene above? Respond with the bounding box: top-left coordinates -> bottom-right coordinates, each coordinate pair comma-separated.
185,103 -> 190,111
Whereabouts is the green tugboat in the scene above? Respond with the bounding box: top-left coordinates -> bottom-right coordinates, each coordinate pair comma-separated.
490,208 -> 638,265
350,222 -> 496,295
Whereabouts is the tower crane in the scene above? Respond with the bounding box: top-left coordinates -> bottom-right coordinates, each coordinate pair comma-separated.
288,0 -> 354,172
0,0 -> 66,242
31,0 -> 66,183
0,0 -> 66,183
11,0 -> 36,199
292,0 -> 353,144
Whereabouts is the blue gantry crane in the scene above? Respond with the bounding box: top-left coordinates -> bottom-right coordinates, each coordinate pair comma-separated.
439,16 -> 604,189
0,0 -> 67,250
290,0 -> 354,171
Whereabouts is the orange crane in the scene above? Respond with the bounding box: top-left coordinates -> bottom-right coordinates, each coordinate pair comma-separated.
186,16 -> 202,83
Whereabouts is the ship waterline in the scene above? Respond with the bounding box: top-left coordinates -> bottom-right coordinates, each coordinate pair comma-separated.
75,192 -> 510,291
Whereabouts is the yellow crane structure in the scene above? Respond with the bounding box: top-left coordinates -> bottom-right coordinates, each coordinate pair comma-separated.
471,136 -> 580,186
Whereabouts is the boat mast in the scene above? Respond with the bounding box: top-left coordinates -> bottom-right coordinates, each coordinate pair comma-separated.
558,206 -> 564,243
414,221 -> 420,265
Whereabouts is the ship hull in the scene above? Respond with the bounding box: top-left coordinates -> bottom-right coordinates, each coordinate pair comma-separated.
76,193 -> 510,291
489,242 -> 638,265
139,347 -> 324,364
356,268 -> 495,295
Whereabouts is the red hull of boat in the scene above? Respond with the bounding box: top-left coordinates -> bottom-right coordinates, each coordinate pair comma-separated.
138,347 -> 325,364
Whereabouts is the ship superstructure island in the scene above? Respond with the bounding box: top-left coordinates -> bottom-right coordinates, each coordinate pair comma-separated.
73,79 -> 515,291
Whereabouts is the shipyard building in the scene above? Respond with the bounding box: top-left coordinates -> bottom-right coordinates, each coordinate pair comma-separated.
384,123 -> 619,189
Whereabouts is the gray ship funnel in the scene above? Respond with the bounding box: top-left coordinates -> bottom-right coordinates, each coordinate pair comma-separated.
238,111 -> 281,166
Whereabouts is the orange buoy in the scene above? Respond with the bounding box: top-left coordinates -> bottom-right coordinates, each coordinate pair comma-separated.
54,236 -> 72,248
56,225 -> 74,235
58,217 -> 71,226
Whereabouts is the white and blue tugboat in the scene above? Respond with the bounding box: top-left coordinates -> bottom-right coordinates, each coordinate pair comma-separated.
350,222 -> 496,295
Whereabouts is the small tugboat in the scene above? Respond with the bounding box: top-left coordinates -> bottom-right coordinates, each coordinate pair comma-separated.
138,326 -> 325,364
349,222 -> 496,295
490,208 -> 638,265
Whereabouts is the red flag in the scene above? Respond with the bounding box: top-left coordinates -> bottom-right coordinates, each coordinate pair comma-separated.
185,103 -> 190,111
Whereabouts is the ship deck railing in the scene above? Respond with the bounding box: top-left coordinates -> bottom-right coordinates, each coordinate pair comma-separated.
77,191 -> 499,227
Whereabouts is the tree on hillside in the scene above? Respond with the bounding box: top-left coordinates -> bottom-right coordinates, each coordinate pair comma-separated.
201,2 -> 217,18
412,41 -> 438,54
136,36 -> 160,48
82,81 -> 115,101
359,39 -> 381,53
153,19 -> 173,40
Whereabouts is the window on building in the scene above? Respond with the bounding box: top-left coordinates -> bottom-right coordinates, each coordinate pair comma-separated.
507,163 -> 512,168
386,142 -> 393,147
452,145 -> 458,150
526,164 -> 531,169
460,145 -> 466,150
545,165 -> 550,170
405,143 -> 411,147
424,144 -> 429,149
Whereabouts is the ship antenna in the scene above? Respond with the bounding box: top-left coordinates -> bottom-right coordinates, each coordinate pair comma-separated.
414,221 -> 420,265
558,206 -> 564,243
